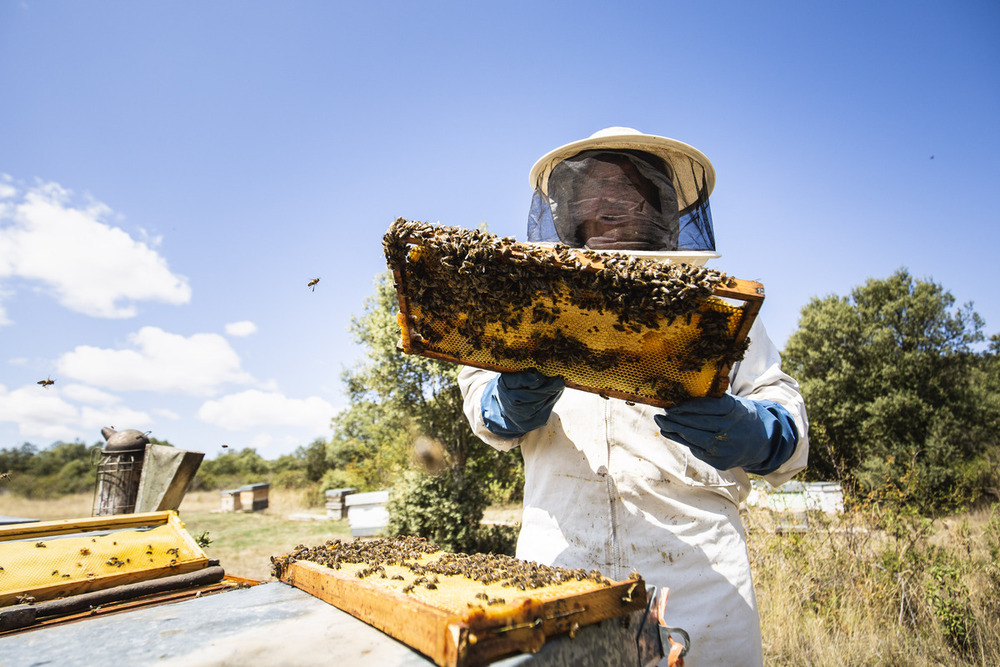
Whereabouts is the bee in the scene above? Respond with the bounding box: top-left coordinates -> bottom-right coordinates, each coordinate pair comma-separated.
307,278 -> 320,292
0,471 -> 10,481
37,377 -> 55,388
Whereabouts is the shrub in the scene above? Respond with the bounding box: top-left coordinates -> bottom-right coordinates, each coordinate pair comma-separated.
386,470 -> 515,555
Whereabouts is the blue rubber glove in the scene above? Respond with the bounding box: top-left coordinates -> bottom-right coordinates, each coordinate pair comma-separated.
481,368 -> 565,439
653,394 -> 798,475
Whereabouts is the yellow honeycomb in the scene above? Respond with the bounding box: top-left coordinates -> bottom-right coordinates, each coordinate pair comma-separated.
385,219 -> 762,408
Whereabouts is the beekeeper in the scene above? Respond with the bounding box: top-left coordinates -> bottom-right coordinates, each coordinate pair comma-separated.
459,128 -> 808,666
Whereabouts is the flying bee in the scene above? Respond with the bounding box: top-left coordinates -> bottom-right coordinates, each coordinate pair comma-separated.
307,278 -> 320,292
37,377 -> 55,388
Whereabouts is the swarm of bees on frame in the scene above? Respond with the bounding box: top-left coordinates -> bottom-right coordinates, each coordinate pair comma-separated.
382,218 -> 750,406
271,536 -> 612,606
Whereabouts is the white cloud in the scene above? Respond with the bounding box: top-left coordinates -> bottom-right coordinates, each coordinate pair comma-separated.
197,389 -> 335,432
59,383 -> 120,406
57,326 -> 254,396
0,381 -> 153,443
225,320 -> 258,337
0,179 -> 191,320
0,174 -> 15,200
0,383 -> 84,441
249,432 -> 303,454
79,405 -> 152,432
0,286 -> 11,326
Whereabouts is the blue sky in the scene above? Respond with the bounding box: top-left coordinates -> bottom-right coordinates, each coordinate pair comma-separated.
2,1 -> 998,459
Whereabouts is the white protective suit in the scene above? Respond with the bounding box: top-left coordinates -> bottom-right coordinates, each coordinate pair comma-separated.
459,318 -> 808,666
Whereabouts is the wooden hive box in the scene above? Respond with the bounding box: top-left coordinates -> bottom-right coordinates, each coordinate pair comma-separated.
273,537 -> 647,667
239,483 -> 269,512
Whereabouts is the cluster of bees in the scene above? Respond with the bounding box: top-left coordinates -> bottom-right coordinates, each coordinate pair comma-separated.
479,328 -> 639,373
427,550 -> 612,590
271,536 -> 612,601
382,218 -> 748,404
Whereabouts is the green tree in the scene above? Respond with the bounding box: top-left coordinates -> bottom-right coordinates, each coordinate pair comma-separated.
0,443 -> 38,475
0,441 -> 100,498
783,268 -> 999,512
194,447 -> 270,490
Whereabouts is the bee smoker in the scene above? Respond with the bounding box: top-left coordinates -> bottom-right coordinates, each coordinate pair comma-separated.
92,427 -> 150,516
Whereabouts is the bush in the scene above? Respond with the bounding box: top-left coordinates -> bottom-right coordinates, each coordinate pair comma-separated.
386,470 -> 515,555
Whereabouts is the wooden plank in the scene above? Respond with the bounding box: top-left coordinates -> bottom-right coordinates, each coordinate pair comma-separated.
280,559 -> 646,667
462,579 -> 645,666
284,560 -> 459,666
0,511 -> 173,542
709,277 -> 764,396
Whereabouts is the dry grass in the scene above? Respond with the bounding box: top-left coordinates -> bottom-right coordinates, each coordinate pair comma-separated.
177,489 -> 352,581
747,503 -> 1000,666
1,491 -> 94,521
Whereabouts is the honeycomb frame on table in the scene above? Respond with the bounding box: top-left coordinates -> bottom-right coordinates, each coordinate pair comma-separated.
273,536 -> 648,667
383,218 -> 764,409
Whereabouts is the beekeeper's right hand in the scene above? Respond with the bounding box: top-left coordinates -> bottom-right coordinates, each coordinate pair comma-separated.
481,368 -> 565,438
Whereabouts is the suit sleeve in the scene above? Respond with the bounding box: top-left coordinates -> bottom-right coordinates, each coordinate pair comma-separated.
458,365 -> 523,452
728,318 -> 809,486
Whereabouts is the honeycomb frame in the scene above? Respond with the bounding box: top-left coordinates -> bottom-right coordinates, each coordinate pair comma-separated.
274,536 -> 647,667
384,219 -> 764,408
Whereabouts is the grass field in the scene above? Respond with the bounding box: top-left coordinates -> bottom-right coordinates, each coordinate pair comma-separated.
3,490 -> 998,664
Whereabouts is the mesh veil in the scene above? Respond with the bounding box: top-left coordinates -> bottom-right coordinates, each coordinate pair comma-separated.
528,149 -> 716,252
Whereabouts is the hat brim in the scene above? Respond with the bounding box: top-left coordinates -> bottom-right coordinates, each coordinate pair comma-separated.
529,131 -> 716,213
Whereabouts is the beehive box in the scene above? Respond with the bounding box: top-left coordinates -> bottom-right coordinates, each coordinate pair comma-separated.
273,536 -> 647,667
0,511 -> 210,607
383,218 -> 764,408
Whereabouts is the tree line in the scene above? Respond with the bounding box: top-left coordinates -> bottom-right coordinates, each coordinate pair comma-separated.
0,437 -> 330,501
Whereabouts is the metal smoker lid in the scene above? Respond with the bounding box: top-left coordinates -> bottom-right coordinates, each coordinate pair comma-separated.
100,427 -> 150,455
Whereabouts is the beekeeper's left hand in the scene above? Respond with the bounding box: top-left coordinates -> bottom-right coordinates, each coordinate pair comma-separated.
654,394 -> 798,474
